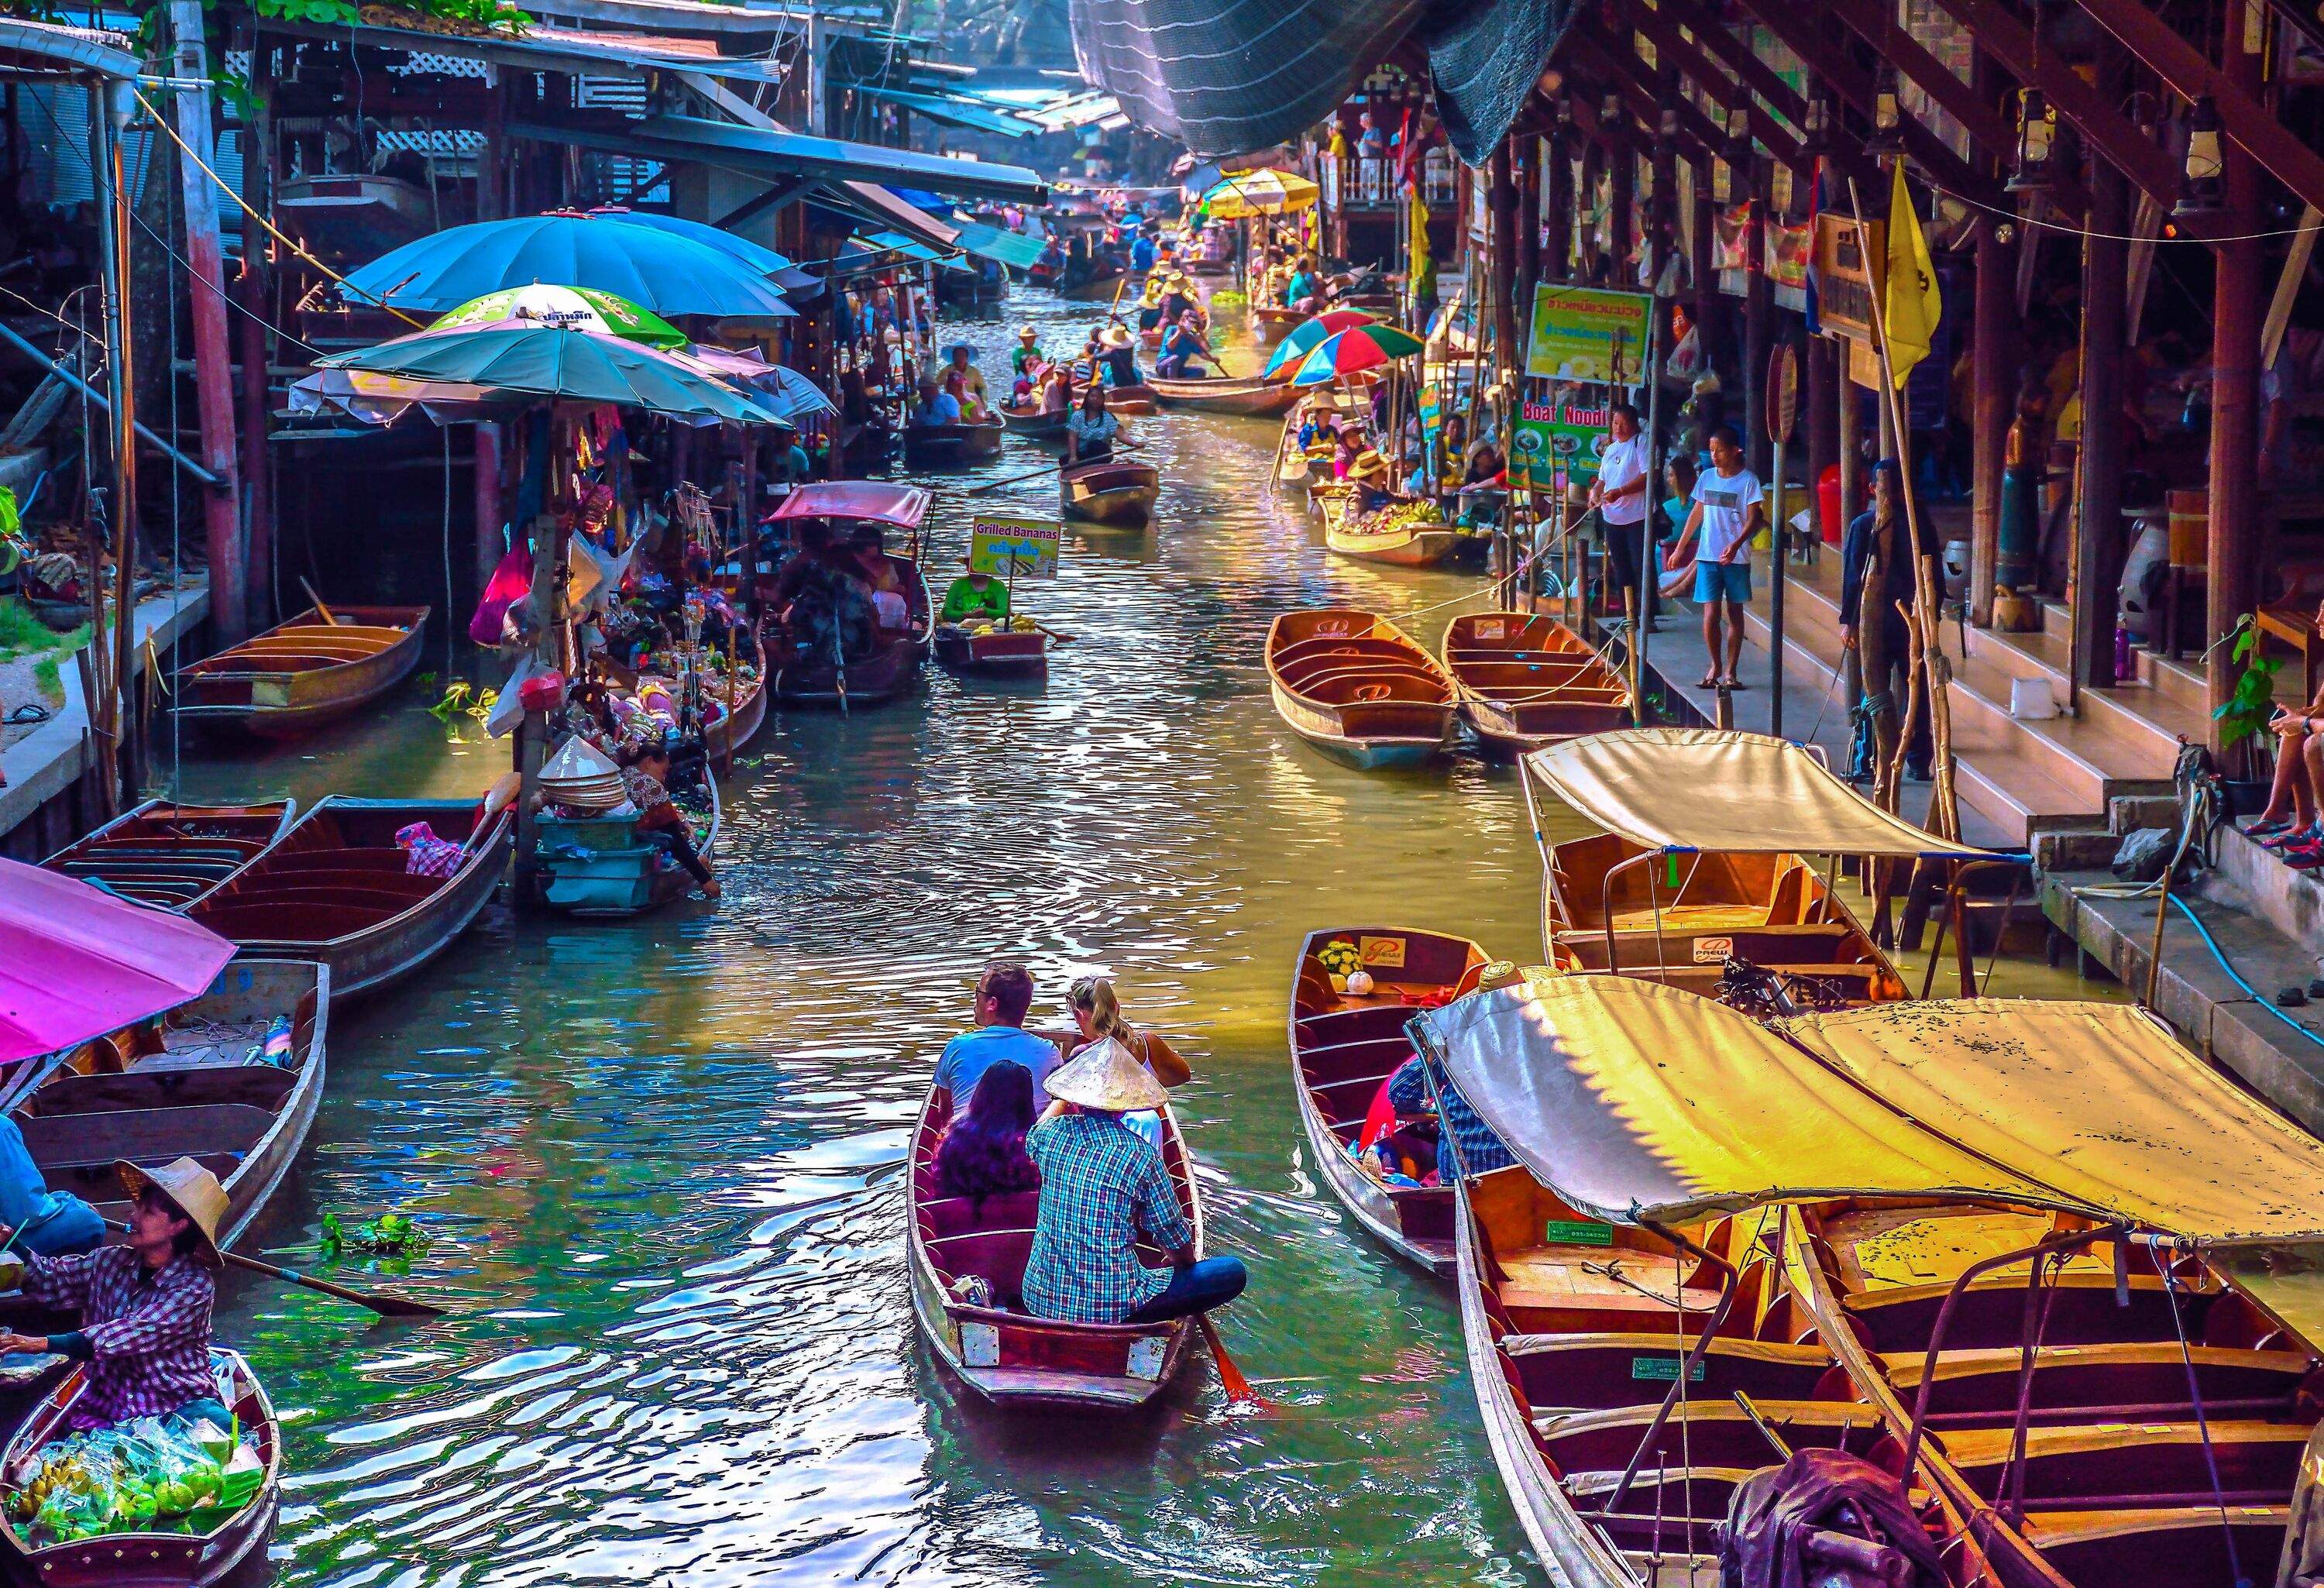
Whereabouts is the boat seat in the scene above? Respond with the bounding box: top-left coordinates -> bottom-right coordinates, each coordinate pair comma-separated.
2021,1505 -> 2288,1585
197,891 -> 432,937
1844,1273 -> 2210,1352
1937,1418 -> 2312,1507
919,1191 -> 1043,1243
246,849 -> 421,873
1496,1244 -> 1726,1335
1536,1397 -> 1890,1474
1882,1342 -> 2312,1425
21,1067 -> 296,1117
21,1105 -> 273,1168
44,1153 -> 244,1206
1504,1333 -> 1833,1414
1563,1466 -> 1758,1542
1556,924 -> 1872,971
1296,1005 -> 1420,1043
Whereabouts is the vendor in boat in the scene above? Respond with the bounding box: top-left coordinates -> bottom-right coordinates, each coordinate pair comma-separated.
1012,326 -> 1044,378
945,368 -> 992,425
844,528 -> 913,634
944,344 -> 988,406
912,376 -> 962,429
1286,256 -> 1322,314
933,962 -> 1061,1111
1347,451 -> 1397,513
1019,1042 -> 1248,1325
618,738 -> 718,899
1379,1052 -> 1514,1178
1096,325 -> 1142,390
0,1158 -> 231,1432
1155,311 -> 1222,380
938,557 -> 1011,627
1157,272 -> 1201,328
1064,383 -> 1122,466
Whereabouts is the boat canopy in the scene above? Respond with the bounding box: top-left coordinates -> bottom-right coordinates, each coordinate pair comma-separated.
1415,974 -> 2082,1227
0,858 -> 237,1064
769,481 -> 930,529
1522,727 -> 1993,858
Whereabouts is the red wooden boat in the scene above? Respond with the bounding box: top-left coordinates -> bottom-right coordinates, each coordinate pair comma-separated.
1440,611 -> 1631,757
173,604 -> 428,739
1288,926 -> 1491,1275
1264,610 -> 1456,768
906,1086 -> 1206,1410
40,800 -> 295,910
933,623 -> 1050,676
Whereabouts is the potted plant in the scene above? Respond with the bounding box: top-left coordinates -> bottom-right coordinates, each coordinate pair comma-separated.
2213,613 -> 2284,809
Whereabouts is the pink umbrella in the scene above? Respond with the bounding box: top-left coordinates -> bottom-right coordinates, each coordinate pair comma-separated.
0,858 -> 237,1064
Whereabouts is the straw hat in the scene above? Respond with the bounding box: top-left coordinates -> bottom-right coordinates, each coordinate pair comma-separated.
1349,449 -> 1391,484
1047,1037 -> 1167,1112
1019,325 -> 1040,342
117,1157 -> 227,1269
1099,325 -> 1133,349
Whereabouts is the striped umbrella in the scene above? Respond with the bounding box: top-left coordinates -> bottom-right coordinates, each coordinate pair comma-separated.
1261,308 -> 1381,379
1199,169 -> 1319,218
1288,322 -> 1426,387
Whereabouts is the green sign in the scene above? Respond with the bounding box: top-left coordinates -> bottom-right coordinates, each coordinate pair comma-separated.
1631,1356 -> 1706,1383
1510,398 -> 1614,493
1544,1218 -> 1616,1246
1525,283 -> 1653,383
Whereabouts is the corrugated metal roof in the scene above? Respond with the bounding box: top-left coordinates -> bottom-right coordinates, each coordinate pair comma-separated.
514,112 -> 1047,205
256,13 -> 787,83
0,16 -> 139,80
840,82 -> 1041,139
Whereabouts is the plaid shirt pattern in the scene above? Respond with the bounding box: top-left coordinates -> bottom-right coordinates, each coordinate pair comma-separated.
24,1248 -> 216,1426
1021,1114 -> 1192,1324
1388,1055 -> 1515,1175
395,821 -> 464,879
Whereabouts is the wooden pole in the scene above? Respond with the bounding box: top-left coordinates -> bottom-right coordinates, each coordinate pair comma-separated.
2072,54 -> 2130,698
1544,128 -> 1573,286
1742,149 -> 1771,479
91,79 -> 135,817
238,24 -> 274,631
1968,53 -> 2014,629
2207,1 -> 2266,757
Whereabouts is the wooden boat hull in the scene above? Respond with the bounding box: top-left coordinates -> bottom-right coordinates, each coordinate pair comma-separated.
535,776 -> 720,918
188,797 -> 512,999
902,419 -> 1005,465
933,625 -> 1050,675
1264,610 -> 1456,768
998,403 -> 1070,442
1250,305 -> 1303,344
773,554 -> 933,706
1442,612 -> 1632,758
906,1088 -> 1202,1411
174,604 -> 428,739
0,1349 -> 283,1588
1318,490 -> 1461,567
40,800 -> 296,911
1062,462 -> 1160,525
704,629 -> 769,768
1105,383 -> 1159,416
1147,376 -> 1301,417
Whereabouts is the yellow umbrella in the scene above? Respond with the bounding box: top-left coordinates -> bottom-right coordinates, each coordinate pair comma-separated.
1202,169 -> 1320,219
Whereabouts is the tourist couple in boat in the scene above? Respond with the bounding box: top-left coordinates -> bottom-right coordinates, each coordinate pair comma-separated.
929,963 -> 1248,1327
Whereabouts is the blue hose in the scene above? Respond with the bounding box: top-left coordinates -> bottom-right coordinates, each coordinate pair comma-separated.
2165,893 -> 2324,1052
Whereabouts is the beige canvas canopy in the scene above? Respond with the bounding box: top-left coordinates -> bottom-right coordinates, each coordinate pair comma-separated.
1522,727 -> 1992,858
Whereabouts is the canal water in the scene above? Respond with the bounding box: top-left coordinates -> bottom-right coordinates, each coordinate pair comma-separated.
164,288 -> 2097,1586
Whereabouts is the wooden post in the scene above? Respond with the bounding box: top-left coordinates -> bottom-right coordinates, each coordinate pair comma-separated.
2208,2 -> 2265,751
1742,150 -> 1771,478
479,70 -> 505,222
473,420 -> 504,611
91,80 -> 136,817
168,0 -> 246,645
238,25 -> 274,630
1544,128 -> 1572,285
1610,129 -> 1635,286
2073,70 -> 2130,696
1808,334 -> 1837,550
1515,137 -> 1541,314
1690,175 -> 1717,391
1970,211 -> 2015,628
1490,140 -> 1520,368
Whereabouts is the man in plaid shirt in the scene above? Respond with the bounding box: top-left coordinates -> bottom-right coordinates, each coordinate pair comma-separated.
0,1157 -> 225,1431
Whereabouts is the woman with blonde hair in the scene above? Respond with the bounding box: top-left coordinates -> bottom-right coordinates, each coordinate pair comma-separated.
1062,977 -> 1191,1086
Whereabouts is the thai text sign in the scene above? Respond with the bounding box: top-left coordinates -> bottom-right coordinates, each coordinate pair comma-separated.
969,517 -> 1061,579
1525,284 -> 1652,383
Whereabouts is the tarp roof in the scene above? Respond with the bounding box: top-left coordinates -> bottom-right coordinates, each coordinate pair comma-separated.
1417,974 -> 2081,1228
1524,727 -> 1992,858
513,114 -> 1047,207
952,221 -> 1047,270
770,480 -> 930,528
843,82 -> 1042,138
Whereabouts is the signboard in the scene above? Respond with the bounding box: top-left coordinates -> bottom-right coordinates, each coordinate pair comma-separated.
1766,345 -> 1800,446
1511,395 -> 1614,492
1524,283 -> 1653,383
1814,212 -> 1887,343
1418,384 -> 1442,446
968,516 -> 1061,580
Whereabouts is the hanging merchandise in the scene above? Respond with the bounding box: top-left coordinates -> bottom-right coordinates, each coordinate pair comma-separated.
469,546 -> 535,647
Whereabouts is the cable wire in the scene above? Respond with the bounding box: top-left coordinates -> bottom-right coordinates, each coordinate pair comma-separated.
1927,177 -> 2324,245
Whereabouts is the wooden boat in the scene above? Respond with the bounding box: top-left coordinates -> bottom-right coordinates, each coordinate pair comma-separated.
701,626 -> 768,769
174,604 -> 428,739
0,1349 -> 282,1587
902,417 -> 1005,466
1264,610 -> 1455,768
933,622 -> 1050,677
187,796 -> 513,999
1061,460 -> 1160,526
273,170 -> 430,261
40,800 -> 296,910
1251,304 -> 1304,343
1147,375 -> 1301,417
1287,927 -> 1490,1276
535,764 -> 720,917
0,957 -> 326,1251
768,483 -> 934,706
1440,612 -> 1631,758
997,400 -> 1070,442
1317,486 -> 1462,568
1105,383 -> 1159,416
905,1084 -> 1206,1409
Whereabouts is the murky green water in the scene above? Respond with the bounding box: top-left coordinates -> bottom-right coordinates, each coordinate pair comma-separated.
162,290 -> 2103,1586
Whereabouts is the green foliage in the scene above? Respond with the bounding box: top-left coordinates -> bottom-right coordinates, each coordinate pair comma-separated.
242,0 -> 531,32
0,486 -> 18,539
2212,614 -> 2286,748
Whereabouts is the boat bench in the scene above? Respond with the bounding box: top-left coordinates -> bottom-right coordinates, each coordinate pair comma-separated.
1842,1273 -> 2214,1353
1554,923 -> 1872,972
19,1067 -> 296,1118
1501,1332 -> 1832,1414
1884,1342 -> 2309,1425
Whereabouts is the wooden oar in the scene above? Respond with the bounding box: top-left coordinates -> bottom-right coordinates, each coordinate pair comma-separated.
1196,1312 -> 1270,1411
1029,621 -> 1079,644
98,1218 -> 444,1319
299,577 -> 341,625
459,771 -> 522,857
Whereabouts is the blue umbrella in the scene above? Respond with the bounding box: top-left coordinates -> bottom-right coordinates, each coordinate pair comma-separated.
341,213 -> 795,318
581,208 -> 792,274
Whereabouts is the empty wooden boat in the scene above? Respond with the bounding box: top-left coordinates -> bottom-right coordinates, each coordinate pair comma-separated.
1105,383 -> 1159,415
1147,375 -> 1301,417
902,417 -> 1005,466
186,796 -> 512,998
1061,459 -> 1160,525
1264,610 -> 1455,768
997,399 -> 1070,442
1287,927 -> 1491,1276
906,1084 -> 1205,1410
1316,486 -> 1463,567
0,957 -> 327,1250
1250,304 -> 1303,344
174,604 -> 428,739
768,483 -> 934,706
933,623 -> 1050,677
40,799 -> 295,910
1440,612 -> 1631,757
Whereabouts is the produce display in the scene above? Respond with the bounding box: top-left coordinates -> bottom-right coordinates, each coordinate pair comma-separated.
964,616 -> 1041,638
8,1417 -> 263,1544
1350,498 -> 1446,537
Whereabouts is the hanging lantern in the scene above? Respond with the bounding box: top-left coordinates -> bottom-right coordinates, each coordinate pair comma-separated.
2176,95 -> 2226,218
2006,86 -> 2058,194
1800,92 -> 1831,158
1711,153 -> 1734,206
1865,64 -> 1906,158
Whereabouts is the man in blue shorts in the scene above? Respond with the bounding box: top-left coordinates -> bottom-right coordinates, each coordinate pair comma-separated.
933,961 -> 1061,1111
1665,424 -> 1765,690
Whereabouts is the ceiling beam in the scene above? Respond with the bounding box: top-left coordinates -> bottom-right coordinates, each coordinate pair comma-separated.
1649,0 -> 1809,129
1568,22 -> 1728,167
1620,4 -> 1820,174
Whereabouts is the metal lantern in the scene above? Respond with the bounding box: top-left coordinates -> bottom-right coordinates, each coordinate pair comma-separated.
2006,87 -> 2058,193
1865,63 -> 1906,158
2176,94 -> 2226,218
1801,92 -> 1831,157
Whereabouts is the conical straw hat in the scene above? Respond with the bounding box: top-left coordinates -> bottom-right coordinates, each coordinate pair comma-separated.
115,1157 -> 228,1269
1046,1036 -> 1167,1112
541,736 -> 619,782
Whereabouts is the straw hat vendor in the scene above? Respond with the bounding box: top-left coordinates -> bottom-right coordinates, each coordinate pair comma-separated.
0,1159 -> 232,1432
938,555 -> 1011,627
1019,1041 -> 1248,1327
1347,449 -> 1396,512
1012,325 -> 1044,378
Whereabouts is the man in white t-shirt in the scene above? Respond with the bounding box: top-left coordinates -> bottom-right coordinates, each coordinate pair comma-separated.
1590,402 -> 1654,627
1664,424 -> 1765,689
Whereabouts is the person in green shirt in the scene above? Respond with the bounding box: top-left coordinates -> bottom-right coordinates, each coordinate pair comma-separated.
1012,325 -> 1043,378
939,561 -> 1011,626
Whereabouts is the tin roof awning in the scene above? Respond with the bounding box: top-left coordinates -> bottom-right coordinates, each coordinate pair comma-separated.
952,221 -> 1046,270
255,13 -> 786,83
512,112 -> 1047,206
0,15 -> 140,79
841,81 -> 1042,138
523,0 -> 811,36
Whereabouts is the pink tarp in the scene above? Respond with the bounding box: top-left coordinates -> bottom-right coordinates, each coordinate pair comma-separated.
768,481 -> 930,529
0,858 -> 237,1064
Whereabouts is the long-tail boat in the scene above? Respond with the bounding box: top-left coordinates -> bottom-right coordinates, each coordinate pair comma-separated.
173,604 -> 428,739
767,483 -> 934,706
902,416 -> 1005,466
1415,972 -> 2324,1588
0,957 -> 327,1250
1147,375 -> 1301,417
997,399 -> 1070,442
187,793 -> 514,998
1287,926 -> 1490,1276
1265,609 -> 1455,768
1440,612 -> 1631,758
906,1083 -> 1206,1409
0,1349 -> 283,1587
40,800 -> 296,910
1316,485 -> 1463,568
1061,459 -> 1160,525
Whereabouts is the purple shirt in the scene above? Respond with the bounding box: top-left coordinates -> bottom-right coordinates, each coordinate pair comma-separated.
24,1246 -> 215,1428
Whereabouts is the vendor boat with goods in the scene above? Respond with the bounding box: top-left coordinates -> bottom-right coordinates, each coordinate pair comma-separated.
40,803 -> 297,912
1264,610 -> 1456,768
765,483 -> 934,707
171,603 -> 428,740
1439,612 -> 1632,757
1316,483 -> 1462,569
528,733 -> 720,918
1415,971 -> 2324,1588
1287,927 -> 1493,1276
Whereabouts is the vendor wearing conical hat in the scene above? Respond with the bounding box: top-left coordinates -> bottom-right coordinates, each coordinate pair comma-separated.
1018,1040 -> 1249,1327
0,1158 -> 230,1432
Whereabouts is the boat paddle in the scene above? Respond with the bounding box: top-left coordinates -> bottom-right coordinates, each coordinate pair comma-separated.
299,577 -> 342,625
99,1218 -> 445,1320
1195,1312 -> 1270,1412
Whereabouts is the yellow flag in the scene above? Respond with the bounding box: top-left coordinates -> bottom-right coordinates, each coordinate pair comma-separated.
1882,162 -> 1941,390
1408,192 -> 1431,276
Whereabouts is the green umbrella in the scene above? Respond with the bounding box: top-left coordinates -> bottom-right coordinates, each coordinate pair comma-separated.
1290,322 -> 1427,387
1261,308 -> 1381,379
320,321 -> 781,424
428,284 -> 688,349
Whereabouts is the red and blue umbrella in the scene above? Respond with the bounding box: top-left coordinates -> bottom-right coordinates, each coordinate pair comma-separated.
1261,308 -> 1380,379
1287,322 -> 1426,387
